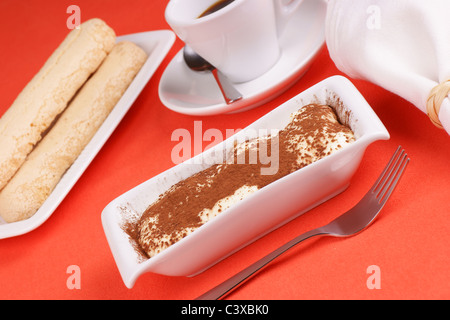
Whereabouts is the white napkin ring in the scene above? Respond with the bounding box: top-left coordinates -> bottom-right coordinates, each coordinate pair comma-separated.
427,79 -> 450,129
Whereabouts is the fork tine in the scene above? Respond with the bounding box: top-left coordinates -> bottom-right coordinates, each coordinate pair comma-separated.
372,146 -> 403,195
376,148 -> 405,197
378,152 -> 409,204
375,147 -> 409,204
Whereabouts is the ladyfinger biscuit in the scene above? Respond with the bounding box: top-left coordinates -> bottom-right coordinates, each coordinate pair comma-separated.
0,18 -> 116,190
0,41 -> 147,223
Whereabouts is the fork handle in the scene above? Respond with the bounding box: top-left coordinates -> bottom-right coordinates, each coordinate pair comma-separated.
196,228 -> 326,300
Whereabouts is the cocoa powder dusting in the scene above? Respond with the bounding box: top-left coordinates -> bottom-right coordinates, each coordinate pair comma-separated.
128,104 -> 355,259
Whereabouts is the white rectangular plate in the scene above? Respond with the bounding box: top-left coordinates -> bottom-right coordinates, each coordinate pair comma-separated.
102,76 -> 390,288
0,29 -> 176,239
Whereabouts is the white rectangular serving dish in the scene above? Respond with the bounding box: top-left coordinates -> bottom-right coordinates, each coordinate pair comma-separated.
0,30 -> 176,239
101,76 -> 390,288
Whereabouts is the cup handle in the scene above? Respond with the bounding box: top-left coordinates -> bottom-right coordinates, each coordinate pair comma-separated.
273,0 -> 305,37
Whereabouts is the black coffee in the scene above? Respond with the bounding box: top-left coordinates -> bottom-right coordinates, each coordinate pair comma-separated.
198,0 -> 235,18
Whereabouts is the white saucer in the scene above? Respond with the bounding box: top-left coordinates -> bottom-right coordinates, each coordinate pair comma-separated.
158,0 -> 327,116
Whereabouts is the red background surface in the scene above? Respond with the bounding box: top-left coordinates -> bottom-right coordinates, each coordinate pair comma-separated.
0,0 -> 449,300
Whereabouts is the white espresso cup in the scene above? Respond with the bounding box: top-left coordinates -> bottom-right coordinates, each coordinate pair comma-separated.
165,0 -> 304,83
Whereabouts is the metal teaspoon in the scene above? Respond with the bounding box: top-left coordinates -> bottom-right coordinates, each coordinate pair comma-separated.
183,45 -> 243,104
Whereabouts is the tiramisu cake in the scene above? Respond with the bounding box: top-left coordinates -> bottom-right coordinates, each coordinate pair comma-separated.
129,104 -> 355,259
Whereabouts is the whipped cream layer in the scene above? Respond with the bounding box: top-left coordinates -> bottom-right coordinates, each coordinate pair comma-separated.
134,104 -> 355,259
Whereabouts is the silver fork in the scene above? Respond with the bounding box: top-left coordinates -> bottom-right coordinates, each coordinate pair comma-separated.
196,146 -> 409,300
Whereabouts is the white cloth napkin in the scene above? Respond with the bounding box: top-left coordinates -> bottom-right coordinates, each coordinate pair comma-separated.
325,0 -> 450,134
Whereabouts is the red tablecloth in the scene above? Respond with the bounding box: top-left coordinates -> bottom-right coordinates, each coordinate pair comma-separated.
0,0 -> 449,300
